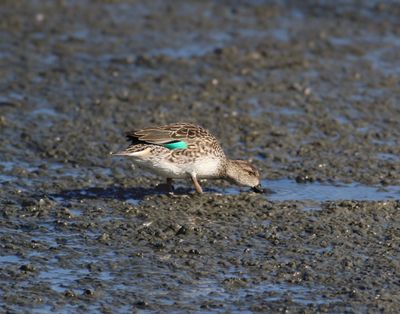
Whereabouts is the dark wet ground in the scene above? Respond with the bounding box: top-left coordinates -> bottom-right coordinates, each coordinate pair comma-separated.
1,0 -> 400,312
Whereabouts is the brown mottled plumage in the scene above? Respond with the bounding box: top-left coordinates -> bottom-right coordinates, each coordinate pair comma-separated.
112,123 -> 263,193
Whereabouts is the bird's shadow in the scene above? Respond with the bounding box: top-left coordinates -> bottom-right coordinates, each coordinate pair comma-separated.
49,185 -> 195,203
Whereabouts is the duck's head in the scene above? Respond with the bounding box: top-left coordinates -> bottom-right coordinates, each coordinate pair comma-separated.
225,160 -> 264,193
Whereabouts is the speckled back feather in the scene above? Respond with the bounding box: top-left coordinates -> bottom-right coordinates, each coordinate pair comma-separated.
125,122 -> 225,160
127,123 -> 212,144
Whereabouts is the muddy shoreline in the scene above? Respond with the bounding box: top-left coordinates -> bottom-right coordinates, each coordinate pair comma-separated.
1,1 -> 400,312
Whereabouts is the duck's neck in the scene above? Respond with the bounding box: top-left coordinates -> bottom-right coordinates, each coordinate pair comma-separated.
224,159 -> 243,181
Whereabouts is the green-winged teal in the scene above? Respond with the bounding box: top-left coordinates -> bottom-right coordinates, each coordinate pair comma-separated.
113,122 -> 263,194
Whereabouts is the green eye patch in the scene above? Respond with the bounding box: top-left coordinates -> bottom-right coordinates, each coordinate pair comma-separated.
163,140 -> 188,150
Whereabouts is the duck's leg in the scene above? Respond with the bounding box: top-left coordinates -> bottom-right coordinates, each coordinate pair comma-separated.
166,178 -> 174,192
190,173 -> 203,194
156,178 -> 174,193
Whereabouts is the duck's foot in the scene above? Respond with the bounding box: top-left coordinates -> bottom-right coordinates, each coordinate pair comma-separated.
168,193 -> 190,199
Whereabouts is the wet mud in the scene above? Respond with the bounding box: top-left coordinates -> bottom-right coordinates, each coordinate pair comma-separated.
1,0 -> 400,312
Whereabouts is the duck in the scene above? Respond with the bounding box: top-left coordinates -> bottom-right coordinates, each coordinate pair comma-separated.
112,122 -> 263,194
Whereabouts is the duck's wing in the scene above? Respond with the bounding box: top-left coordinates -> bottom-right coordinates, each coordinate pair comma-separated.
126,123 -> 211,145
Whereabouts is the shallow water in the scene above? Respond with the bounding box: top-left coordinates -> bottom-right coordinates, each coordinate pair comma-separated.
1,155 -> 399,203
50,178 -> 400,204
260,179 -> 400,202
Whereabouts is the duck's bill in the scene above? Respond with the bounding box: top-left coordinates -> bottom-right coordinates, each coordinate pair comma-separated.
251,184 -> 265,193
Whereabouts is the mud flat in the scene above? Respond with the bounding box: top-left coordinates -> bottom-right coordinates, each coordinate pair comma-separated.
1,1 -> 400,312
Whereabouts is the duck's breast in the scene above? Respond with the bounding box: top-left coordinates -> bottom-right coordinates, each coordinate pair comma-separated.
190,156 -> 221,179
